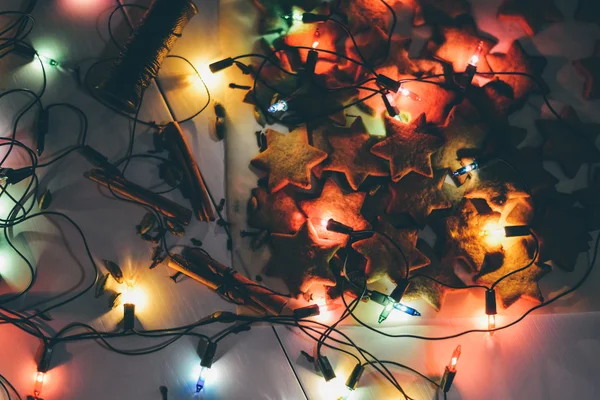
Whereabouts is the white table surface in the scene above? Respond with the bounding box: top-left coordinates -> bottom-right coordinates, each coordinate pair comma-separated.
0,0 -> 599,399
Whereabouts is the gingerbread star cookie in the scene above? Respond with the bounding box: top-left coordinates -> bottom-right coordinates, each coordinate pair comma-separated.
265,220 -> 340,295
339,0 -> 398,34
433,108 -> 489,179
403,240 -> 465,311
387,170 -> 452,225
247,186 -> 306,234
352,217 -> 430,283
476,239 -> 550,308
251,126 -> 327,193
498,0 -> 563,36
485,41 -> 547,112
573,41 -> 600,100
299,178 -> 370,244
431,25 -> 496,74
321,117 -> 389,190
442,199 -> 504,273
371,114 -> 444,182
536,106 -> 600,178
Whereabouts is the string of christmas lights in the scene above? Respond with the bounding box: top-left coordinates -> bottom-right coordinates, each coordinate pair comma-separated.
0,1 -> 599,399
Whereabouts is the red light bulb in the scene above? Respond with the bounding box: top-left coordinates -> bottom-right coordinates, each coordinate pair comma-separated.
488,314 -> 496,336
447,345 -> 461,372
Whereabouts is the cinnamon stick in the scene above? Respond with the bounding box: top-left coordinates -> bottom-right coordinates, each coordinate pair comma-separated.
160,121 -> 215,221
85,169 -> 192,225
183,247 -> 289,315
167,253 -> 267,314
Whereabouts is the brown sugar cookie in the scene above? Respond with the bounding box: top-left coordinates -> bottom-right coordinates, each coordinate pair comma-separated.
265,220 -> 340,295
432,108 -> 489,179
308,122 -> 334,179
485,41 -> 547,112
371,114 -> 444,182
442,199 -> 504,273
387,170 -> 452,225
532,205 -> 592,272
498,0 -> 563,36
339,0 -> 399,34
352,217 -> 430,283
536,106 -> 600,178
431,25 -> 496,74
573,41 -> 600,100
476,239 -> 550,308
403,240 -> 465,311
247,186 -> 305,234
299,178 -> 370,244
575,0 -> 600,26
251,126 -> 328,193
396,77 -> 458,125
321,117 -> 389,190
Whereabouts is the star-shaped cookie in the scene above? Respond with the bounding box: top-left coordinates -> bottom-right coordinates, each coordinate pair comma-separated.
433,109 -> 489,179
299,178 -> 370,244
265,220 -> 340,295
403,240 -> 465,311
340,0 -> 398,34
573,41 -> 600,100
498,0 -> 563,36
431,25 -> 496,74
387,170 -> 452,225
477,238 -> 551,308
251,126 -> 328,193
247,186 -> 306,234
352,217 -> 430,283
371,114 -> 444,182
442,199 -> 504,273
321,117 -> 389,190
485,41 -> 547,111
536,106 -> 600,178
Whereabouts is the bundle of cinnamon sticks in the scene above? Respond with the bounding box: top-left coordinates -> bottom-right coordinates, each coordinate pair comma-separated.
167,247 -> 289,315
159,122 -> 215,221
85,168 -> 192,226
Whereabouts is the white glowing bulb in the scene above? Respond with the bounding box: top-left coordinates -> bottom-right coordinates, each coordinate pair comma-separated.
312,41 -> 319,48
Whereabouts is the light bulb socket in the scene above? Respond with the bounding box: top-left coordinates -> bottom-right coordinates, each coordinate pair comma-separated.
326,219 -> 353,235
209,57 -> 235,73
293,304 -> 320,319
13,43 -> 37,60
382,93 -> 399,117
504,225 -> 531,238
345,363 -> 365,391
441,366 -> 457,393
123,303 -> 135,331
305,50 -> 318,76
463,64 -> 477,86
376,74 -> 401,93
200,341 -> 217,368
35,345 -> 53,373
317,356 -> 336,381
485,289 -> 497,316
301,13 -> 328,23
349,230 -> 375,243
369,290 -> 388,306
390,278 -> 410,303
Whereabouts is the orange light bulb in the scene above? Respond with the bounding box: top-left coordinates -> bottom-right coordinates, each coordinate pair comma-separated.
34,371 -> 45,397
469,41 -> 484,67
488,314 -> 496,336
